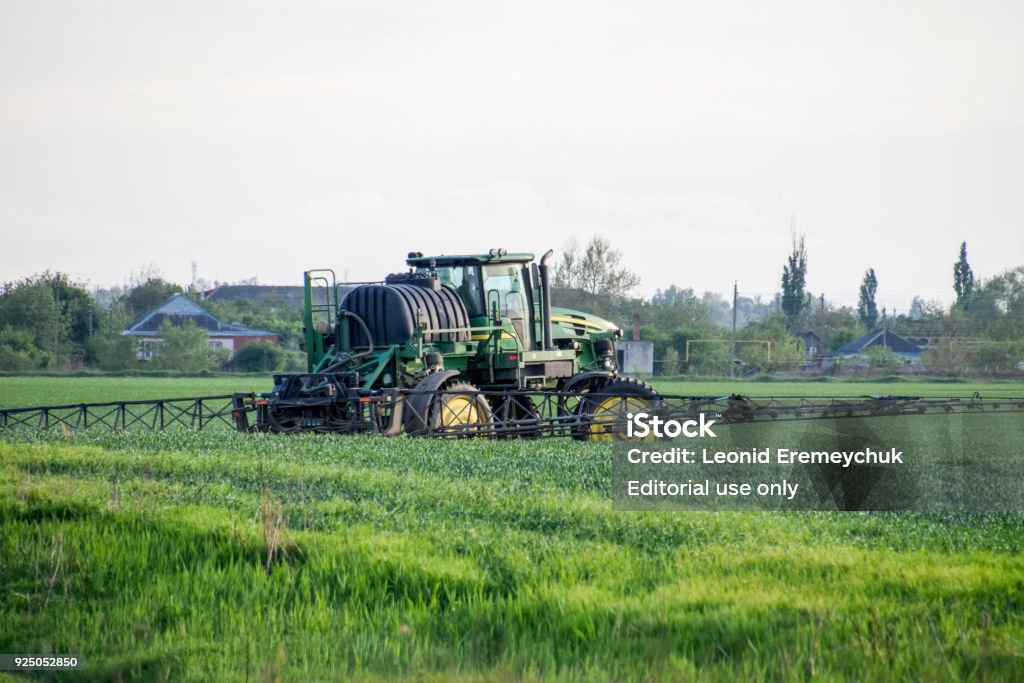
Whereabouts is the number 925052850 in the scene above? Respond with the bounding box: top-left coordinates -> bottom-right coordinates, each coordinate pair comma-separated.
1,655 -> 82,670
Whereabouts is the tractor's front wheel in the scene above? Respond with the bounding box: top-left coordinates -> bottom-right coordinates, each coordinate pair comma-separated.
576,377 -> 659,441
428,381 -> 493,436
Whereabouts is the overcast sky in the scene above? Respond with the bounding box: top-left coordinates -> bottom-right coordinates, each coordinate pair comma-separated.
1,0 -> 1022,311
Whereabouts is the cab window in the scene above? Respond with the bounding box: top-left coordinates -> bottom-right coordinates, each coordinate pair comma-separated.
482,264 -> 526,318
431,265 -> 485,317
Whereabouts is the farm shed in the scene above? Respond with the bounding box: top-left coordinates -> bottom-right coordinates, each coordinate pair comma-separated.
795,330 -> 824,360
617,340 -> 654,375
124,294 -> 278,359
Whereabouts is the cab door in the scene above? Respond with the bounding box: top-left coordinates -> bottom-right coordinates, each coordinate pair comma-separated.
482,263 -> 530,350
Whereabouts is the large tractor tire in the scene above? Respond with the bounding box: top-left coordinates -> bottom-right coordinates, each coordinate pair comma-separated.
576,377 -> 659,441
405,375 -> 492,436
430,381 -> 493,436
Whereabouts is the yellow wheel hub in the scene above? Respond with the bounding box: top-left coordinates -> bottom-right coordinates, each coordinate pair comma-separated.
588,395 -> 652,441
438,395 -> 485,427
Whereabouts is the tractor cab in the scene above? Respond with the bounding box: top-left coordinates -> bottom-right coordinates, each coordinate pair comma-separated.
407,250 -> 535,350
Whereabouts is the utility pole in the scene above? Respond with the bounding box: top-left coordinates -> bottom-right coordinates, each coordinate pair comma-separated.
54,272 -> 60,370
730,281 -> 738,378
88,285 -> 96,339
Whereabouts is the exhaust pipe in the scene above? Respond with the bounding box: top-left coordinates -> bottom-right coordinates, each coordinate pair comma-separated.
539,249 -> 554,350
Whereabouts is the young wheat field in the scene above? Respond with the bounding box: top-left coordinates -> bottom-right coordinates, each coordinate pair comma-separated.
1,377 -> 1022,681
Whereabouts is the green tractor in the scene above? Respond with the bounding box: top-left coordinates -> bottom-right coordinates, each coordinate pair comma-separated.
251,248 -> 656,437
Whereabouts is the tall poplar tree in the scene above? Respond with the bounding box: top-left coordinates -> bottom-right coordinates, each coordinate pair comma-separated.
953,241 -> 975,307
780,232 -> 808,328
858,268 -> 879,329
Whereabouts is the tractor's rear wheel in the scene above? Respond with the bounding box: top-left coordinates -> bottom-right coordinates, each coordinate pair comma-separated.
576,377 -> 659,441
429,381 -> 493,436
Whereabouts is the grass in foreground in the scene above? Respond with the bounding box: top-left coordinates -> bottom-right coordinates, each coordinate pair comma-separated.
1,426 -> 1022,682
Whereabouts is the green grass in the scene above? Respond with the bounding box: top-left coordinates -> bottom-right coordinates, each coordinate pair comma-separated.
0,376 -> 1022,681
0,376 -> 272,408
1,375 -> 1020,411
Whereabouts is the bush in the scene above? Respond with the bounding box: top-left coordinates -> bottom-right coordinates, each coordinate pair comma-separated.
233,342 -> 285,372
688,343 -> 730,375
658,347 -> 680,376
864,347 -> 906,372
281,350 -> 307,372
152,320 -> 211,372
0,327 -> 52,370
828,347 -> 910,376
208,347 -> 234,372
830,326 -> 863,351
971,341 -> 1024,374
89,335 -> 140,371
0,344 -> 39,371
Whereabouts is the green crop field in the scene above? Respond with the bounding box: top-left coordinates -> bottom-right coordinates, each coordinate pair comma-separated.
0,375 -> 272,409
1,376 -> 1023,681
1,374 -> 1022,409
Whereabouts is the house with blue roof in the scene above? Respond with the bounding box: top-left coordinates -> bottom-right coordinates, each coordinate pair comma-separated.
823,328 -> 924,367
124,294 -> 278,360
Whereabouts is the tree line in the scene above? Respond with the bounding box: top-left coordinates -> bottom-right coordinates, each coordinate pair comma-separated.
0,273 -> 305,373
554,237 -> 1024,376
2,238 -> 1021,375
